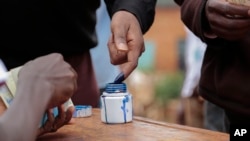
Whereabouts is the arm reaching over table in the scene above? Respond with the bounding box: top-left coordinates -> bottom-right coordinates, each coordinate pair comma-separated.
0,53 -> 77,141
105,0 -> 157,79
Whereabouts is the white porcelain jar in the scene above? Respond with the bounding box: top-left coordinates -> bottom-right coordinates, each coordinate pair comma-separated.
100,83 -> 133,124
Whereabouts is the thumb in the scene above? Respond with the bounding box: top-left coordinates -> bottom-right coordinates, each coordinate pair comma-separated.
113,28 -> 129,52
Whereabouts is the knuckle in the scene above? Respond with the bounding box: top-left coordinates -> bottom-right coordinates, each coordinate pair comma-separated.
57,53 -> 64,59
132,62 -> 138,69
110,59 -> 117,65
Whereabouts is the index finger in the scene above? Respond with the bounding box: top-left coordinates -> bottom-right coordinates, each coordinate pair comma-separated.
119,49 -> 141,79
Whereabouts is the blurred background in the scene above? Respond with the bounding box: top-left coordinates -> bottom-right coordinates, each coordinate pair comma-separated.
125,0 -> 205,129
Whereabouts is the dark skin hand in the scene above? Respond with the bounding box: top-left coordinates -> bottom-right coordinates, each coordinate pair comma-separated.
205,0 -> 250,40
18,53 -> 77,109
37,105 -> 74,136
18,53 -> 77,137
108,11 -> 145,79
0,53 -> 77,141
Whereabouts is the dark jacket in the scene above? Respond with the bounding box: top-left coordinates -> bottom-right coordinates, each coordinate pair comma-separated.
0,0 -> 156,69
175,0 -> 250,117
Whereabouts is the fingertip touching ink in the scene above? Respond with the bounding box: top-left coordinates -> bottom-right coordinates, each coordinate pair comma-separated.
113,72 -> 125,83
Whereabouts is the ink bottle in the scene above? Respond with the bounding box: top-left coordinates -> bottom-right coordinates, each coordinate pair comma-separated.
100,83 -> 133,124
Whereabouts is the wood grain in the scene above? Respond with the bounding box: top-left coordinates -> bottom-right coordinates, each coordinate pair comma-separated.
37,108 -> 229,141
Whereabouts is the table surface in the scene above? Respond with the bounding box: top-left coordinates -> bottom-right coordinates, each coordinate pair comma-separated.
37,108 -> 229,141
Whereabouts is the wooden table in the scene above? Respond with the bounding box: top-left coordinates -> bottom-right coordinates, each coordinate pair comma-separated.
37,108 -> 229,141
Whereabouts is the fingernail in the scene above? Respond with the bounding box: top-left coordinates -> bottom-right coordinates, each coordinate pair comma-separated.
117,43 -> 128,51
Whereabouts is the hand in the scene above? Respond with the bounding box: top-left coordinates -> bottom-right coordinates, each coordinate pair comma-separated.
18,53 -> 77,108
108,11 -> 145,79
37,105 -> 74,136
0,98 -> 75,137
205,0 -> 250,40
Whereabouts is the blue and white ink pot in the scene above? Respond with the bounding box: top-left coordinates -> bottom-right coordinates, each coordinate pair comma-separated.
100,83 -> 133,124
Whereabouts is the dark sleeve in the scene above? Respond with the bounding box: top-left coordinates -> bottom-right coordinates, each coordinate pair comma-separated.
174,0 -> 183,6
104,0 -> 157,34
176,0 -> 227,47
174,0 -> 211,42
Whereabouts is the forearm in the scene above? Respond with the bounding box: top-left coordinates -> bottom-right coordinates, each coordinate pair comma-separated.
104,0 -> 157,34
0,81 -> 52,141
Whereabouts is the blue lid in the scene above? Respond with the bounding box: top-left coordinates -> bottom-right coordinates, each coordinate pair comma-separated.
105,83 -> 127,93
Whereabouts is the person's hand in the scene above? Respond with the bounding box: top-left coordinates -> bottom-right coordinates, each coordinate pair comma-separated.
37,105 -> 74,136
108,11 -> 145,79
18,53 -> 77,108
205,0 -> 250,40
0,99 -> 75,137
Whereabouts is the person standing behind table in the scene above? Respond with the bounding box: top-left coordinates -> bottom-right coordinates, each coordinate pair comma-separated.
0,0 -> 157,107
0,53 -> 77,141
178,27 -> 227,132
174,0 -> 250,132
90,0 -> 120,96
